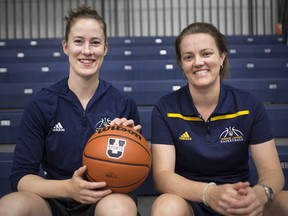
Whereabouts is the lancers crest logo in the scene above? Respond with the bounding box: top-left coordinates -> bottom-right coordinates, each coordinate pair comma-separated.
106,138 -> 126,159
219,126 -> 244,143
95,117 -> 111,132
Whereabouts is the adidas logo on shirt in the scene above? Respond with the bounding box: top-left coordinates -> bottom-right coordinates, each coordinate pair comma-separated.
52,122 -> 65,132
179,131 -> 192,140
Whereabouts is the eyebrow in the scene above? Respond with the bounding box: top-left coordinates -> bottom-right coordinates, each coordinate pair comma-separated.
72,36 -> 101,39
71,36 -> 104,42
182,48 -> 214,54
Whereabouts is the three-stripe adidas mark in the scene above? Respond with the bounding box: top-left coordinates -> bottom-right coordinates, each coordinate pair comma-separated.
179,132 -> 192,140
52,122 -> 65,132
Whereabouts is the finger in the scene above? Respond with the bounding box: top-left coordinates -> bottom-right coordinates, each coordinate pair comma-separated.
122,120 -> 142,132
133,124 -> 142,131
109,117 -> 119,125
74,165 -> 87,177
232,182 -> 250,191
81,189 -> 112,204
109,117 -> 128,125
121,119 -> 135,127
109,118 -> 140,129
228,192 -> 256,209
226,204 -> 258,216
84,181 -> 108,190
237,187 -> 248,196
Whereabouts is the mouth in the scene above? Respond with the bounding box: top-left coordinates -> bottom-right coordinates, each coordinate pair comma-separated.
193,69 -> 209,75
79,59 -> 96,64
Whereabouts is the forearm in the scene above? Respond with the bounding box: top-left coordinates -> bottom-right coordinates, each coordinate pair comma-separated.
17,174 -> 71,199
251,140 -> 284,196
154,170 -> 207,202
257,169 -> 285,195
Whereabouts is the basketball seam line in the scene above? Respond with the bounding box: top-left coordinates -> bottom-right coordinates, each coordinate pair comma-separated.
83,154 -> 151,169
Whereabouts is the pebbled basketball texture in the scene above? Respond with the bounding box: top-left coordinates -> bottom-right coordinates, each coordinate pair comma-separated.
82,125 -> 152,193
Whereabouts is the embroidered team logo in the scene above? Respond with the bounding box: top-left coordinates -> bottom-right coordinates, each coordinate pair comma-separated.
106,138 -> 126,159
95,117 -> 111,132
219,126 -> 244,143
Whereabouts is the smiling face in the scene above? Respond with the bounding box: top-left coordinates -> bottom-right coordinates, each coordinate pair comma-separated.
179,33 -> 226,91
62,18 -> 107,80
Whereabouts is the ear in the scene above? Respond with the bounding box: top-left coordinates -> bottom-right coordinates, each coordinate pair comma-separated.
62,40 -> 68,55
104,43 -> 108,56
220,52 -> 227,65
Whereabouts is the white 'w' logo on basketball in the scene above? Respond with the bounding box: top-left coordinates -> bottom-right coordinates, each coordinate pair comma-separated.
106,138 -> 126,159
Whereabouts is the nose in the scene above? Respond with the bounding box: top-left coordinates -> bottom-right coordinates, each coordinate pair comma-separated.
194,55 -> 204,67
82,43 -> 93,55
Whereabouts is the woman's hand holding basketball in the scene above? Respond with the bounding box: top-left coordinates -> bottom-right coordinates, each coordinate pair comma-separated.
110,117 -> 142,131
67,165 -> 112,204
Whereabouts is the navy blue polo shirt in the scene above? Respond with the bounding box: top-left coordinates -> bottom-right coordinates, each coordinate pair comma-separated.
151,82 -> 273,184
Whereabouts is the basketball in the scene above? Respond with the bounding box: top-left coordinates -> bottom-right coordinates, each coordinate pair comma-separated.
82,125 -> 152,193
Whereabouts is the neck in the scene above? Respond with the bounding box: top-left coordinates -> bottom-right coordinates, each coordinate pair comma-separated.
68,75 -> 99,110
189,82 -> 220,121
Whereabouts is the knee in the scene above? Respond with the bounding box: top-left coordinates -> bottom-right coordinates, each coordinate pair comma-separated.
264,191 -> 288,216
0,192 -> 32,215
274,191 -> 288,213
96,193 -> 137,216
151,193 -> 193,216
0,191 -> 50,216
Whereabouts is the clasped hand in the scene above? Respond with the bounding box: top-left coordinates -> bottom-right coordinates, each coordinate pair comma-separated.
207,182 -> 265,216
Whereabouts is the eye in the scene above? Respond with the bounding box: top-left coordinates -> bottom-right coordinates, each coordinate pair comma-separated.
91,40 -> 102,46
203,52 -> 212,57
182,54 -> 193,62
74,39 -> 83,45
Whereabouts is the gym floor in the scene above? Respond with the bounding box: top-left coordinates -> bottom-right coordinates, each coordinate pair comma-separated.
138,196 -> 156,216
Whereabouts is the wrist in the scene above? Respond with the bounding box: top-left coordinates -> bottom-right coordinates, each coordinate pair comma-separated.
202,182 -> 216,207
256,184 -> 274,206
64,179 -> 73,198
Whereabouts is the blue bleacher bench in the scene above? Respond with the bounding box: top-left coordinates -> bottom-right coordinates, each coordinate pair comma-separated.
0,82 -> 52,109
0,61 -> 69,74
0,35 -> 284,49
0,48 -> 66,63
1,57 -> 287,84
0,111 -> 22,144
229,58 -> 288,79
225,35 -> 285,45
228,44 -> 288,58
225,78 -> 288,104
0,38 -> 62,49
1,41 -> 288,64
111,80 -> 187,106
0,78 -> 287,109
0,152 -> 13,197
266,105 -> 288,137
0,60 -> 184,83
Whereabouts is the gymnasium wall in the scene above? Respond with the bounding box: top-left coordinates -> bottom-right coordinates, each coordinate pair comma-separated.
0,0 -> 282,39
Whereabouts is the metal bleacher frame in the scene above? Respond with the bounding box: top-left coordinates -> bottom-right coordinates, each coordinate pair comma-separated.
0,35 -> 288,197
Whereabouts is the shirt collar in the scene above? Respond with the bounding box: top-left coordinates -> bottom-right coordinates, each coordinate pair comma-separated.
180,82 -> 229,116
